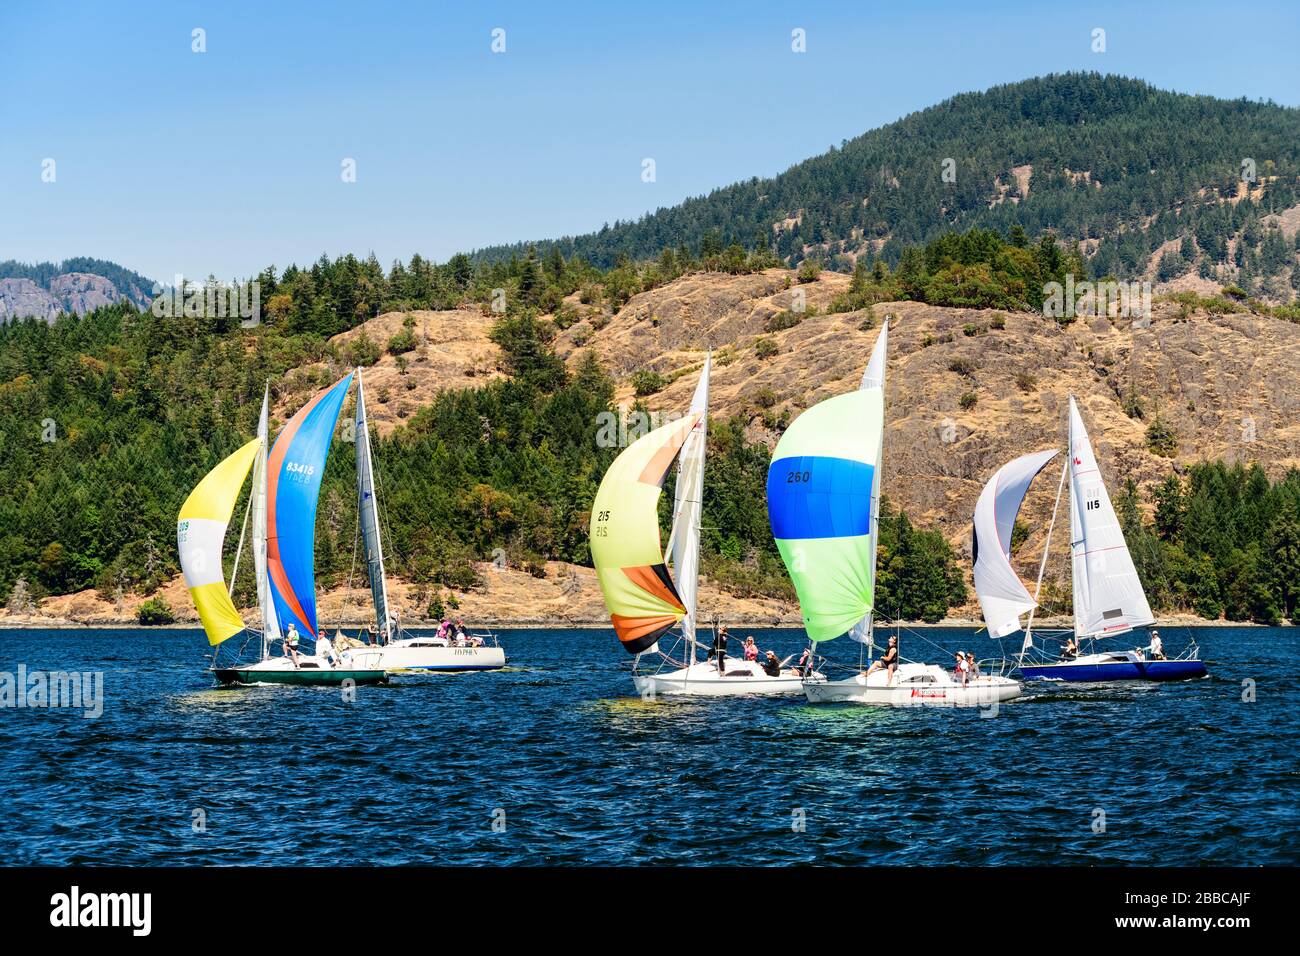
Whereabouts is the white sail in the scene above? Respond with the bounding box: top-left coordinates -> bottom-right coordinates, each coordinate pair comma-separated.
355,368 -> 393,639
850,321 -> 889,644
253,385 -> 280,653
972,449 -> 1059,637
1067,397 -> 1154,638
670,354 -> 710,647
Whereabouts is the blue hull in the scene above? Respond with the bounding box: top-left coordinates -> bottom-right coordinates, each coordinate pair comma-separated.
1021,659 -> 1207,682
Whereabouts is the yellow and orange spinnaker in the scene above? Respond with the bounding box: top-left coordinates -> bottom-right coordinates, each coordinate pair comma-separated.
176,438 -> 259,645
590,414 -> 700,654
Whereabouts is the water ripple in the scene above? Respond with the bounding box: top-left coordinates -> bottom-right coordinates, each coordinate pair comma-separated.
0,625 -> 1296,865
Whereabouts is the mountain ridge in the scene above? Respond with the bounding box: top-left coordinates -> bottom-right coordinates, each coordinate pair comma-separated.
470,73 -> 1300,301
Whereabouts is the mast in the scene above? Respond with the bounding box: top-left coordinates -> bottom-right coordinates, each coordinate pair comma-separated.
669,354 -> 710,662
355,367 -> 393,640
253,384 -> 279,661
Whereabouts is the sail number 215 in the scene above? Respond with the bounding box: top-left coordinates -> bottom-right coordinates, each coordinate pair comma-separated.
594,509 -> 610,537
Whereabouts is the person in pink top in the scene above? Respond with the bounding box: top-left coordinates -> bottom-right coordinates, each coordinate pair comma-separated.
743,636 -> 759,662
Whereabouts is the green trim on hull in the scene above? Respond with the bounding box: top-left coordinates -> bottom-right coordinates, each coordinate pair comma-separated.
211,668 -> 388,687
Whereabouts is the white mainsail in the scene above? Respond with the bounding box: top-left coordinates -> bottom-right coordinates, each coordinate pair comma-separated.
669,354 -> 711,647
1067,397 -> 1154,638
972,449 -> 1059,637
849,320 -> 889,644
253,385 -> 280,655
355,368 -> 393,638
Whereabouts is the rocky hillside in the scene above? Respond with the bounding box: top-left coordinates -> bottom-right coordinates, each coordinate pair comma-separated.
8,266 -> 1296,629
0,259 -> 154,322
552,268 -> 1300,613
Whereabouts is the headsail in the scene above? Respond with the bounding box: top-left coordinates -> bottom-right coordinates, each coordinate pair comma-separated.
668,355 -> 710,646
267,373 -> 355,640
972,449 -> 1059,637
591,413 -> 701,654
1067,397 -> 1154,637
354,368 -> 392,639
177,438 -> 260,646
767,329 -> 885,643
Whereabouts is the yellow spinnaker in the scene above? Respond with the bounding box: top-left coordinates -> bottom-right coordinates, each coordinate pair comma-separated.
590,414 -> 699,654
177,438 -> 259,645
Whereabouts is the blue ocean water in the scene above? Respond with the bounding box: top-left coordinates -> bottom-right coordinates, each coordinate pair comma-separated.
0,625 -> 1295,866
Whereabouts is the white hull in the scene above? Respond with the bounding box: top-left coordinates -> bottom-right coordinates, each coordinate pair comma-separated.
252,651 -> 385,672
633,659 -> 820,697
367,637 -> 506,672
803,662 -> 1022,707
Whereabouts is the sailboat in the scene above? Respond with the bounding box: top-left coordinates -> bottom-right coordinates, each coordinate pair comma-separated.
1002,396 -> 1208,681
346,367 -> 506,672
778,323 -> 1022,707
591,358 -> 814,695
178,377 -> 386,686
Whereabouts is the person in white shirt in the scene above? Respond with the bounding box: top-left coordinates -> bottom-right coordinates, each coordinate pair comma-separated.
316,632 -> 336,667
1148,629 -> 1165,661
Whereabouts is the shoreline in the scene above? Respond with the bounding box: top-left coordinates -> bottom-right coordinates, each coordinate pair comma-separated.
0,618 -> 1280,631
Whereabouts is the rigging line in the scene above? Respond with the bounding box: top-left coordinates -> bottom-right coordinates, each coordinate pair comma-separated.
346,506 -> 360,606
228,486 -> 254,598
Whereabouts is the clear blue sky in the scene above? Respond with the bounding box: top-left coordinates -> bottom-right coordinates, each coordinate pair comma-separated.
3,0 -> 1297,282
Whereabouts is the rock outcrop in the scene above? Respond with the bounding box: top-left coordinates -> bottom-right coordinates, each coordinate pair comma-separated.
0,272 -> 128,322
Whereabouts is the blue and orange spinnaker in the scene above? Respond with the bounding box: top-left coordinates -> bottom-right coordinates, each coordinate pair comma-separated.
267,373 -> 354,639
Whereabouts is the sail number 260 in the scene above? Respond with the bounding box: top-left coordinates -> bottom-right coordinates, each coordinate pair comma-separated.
786,470 -> 812,483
